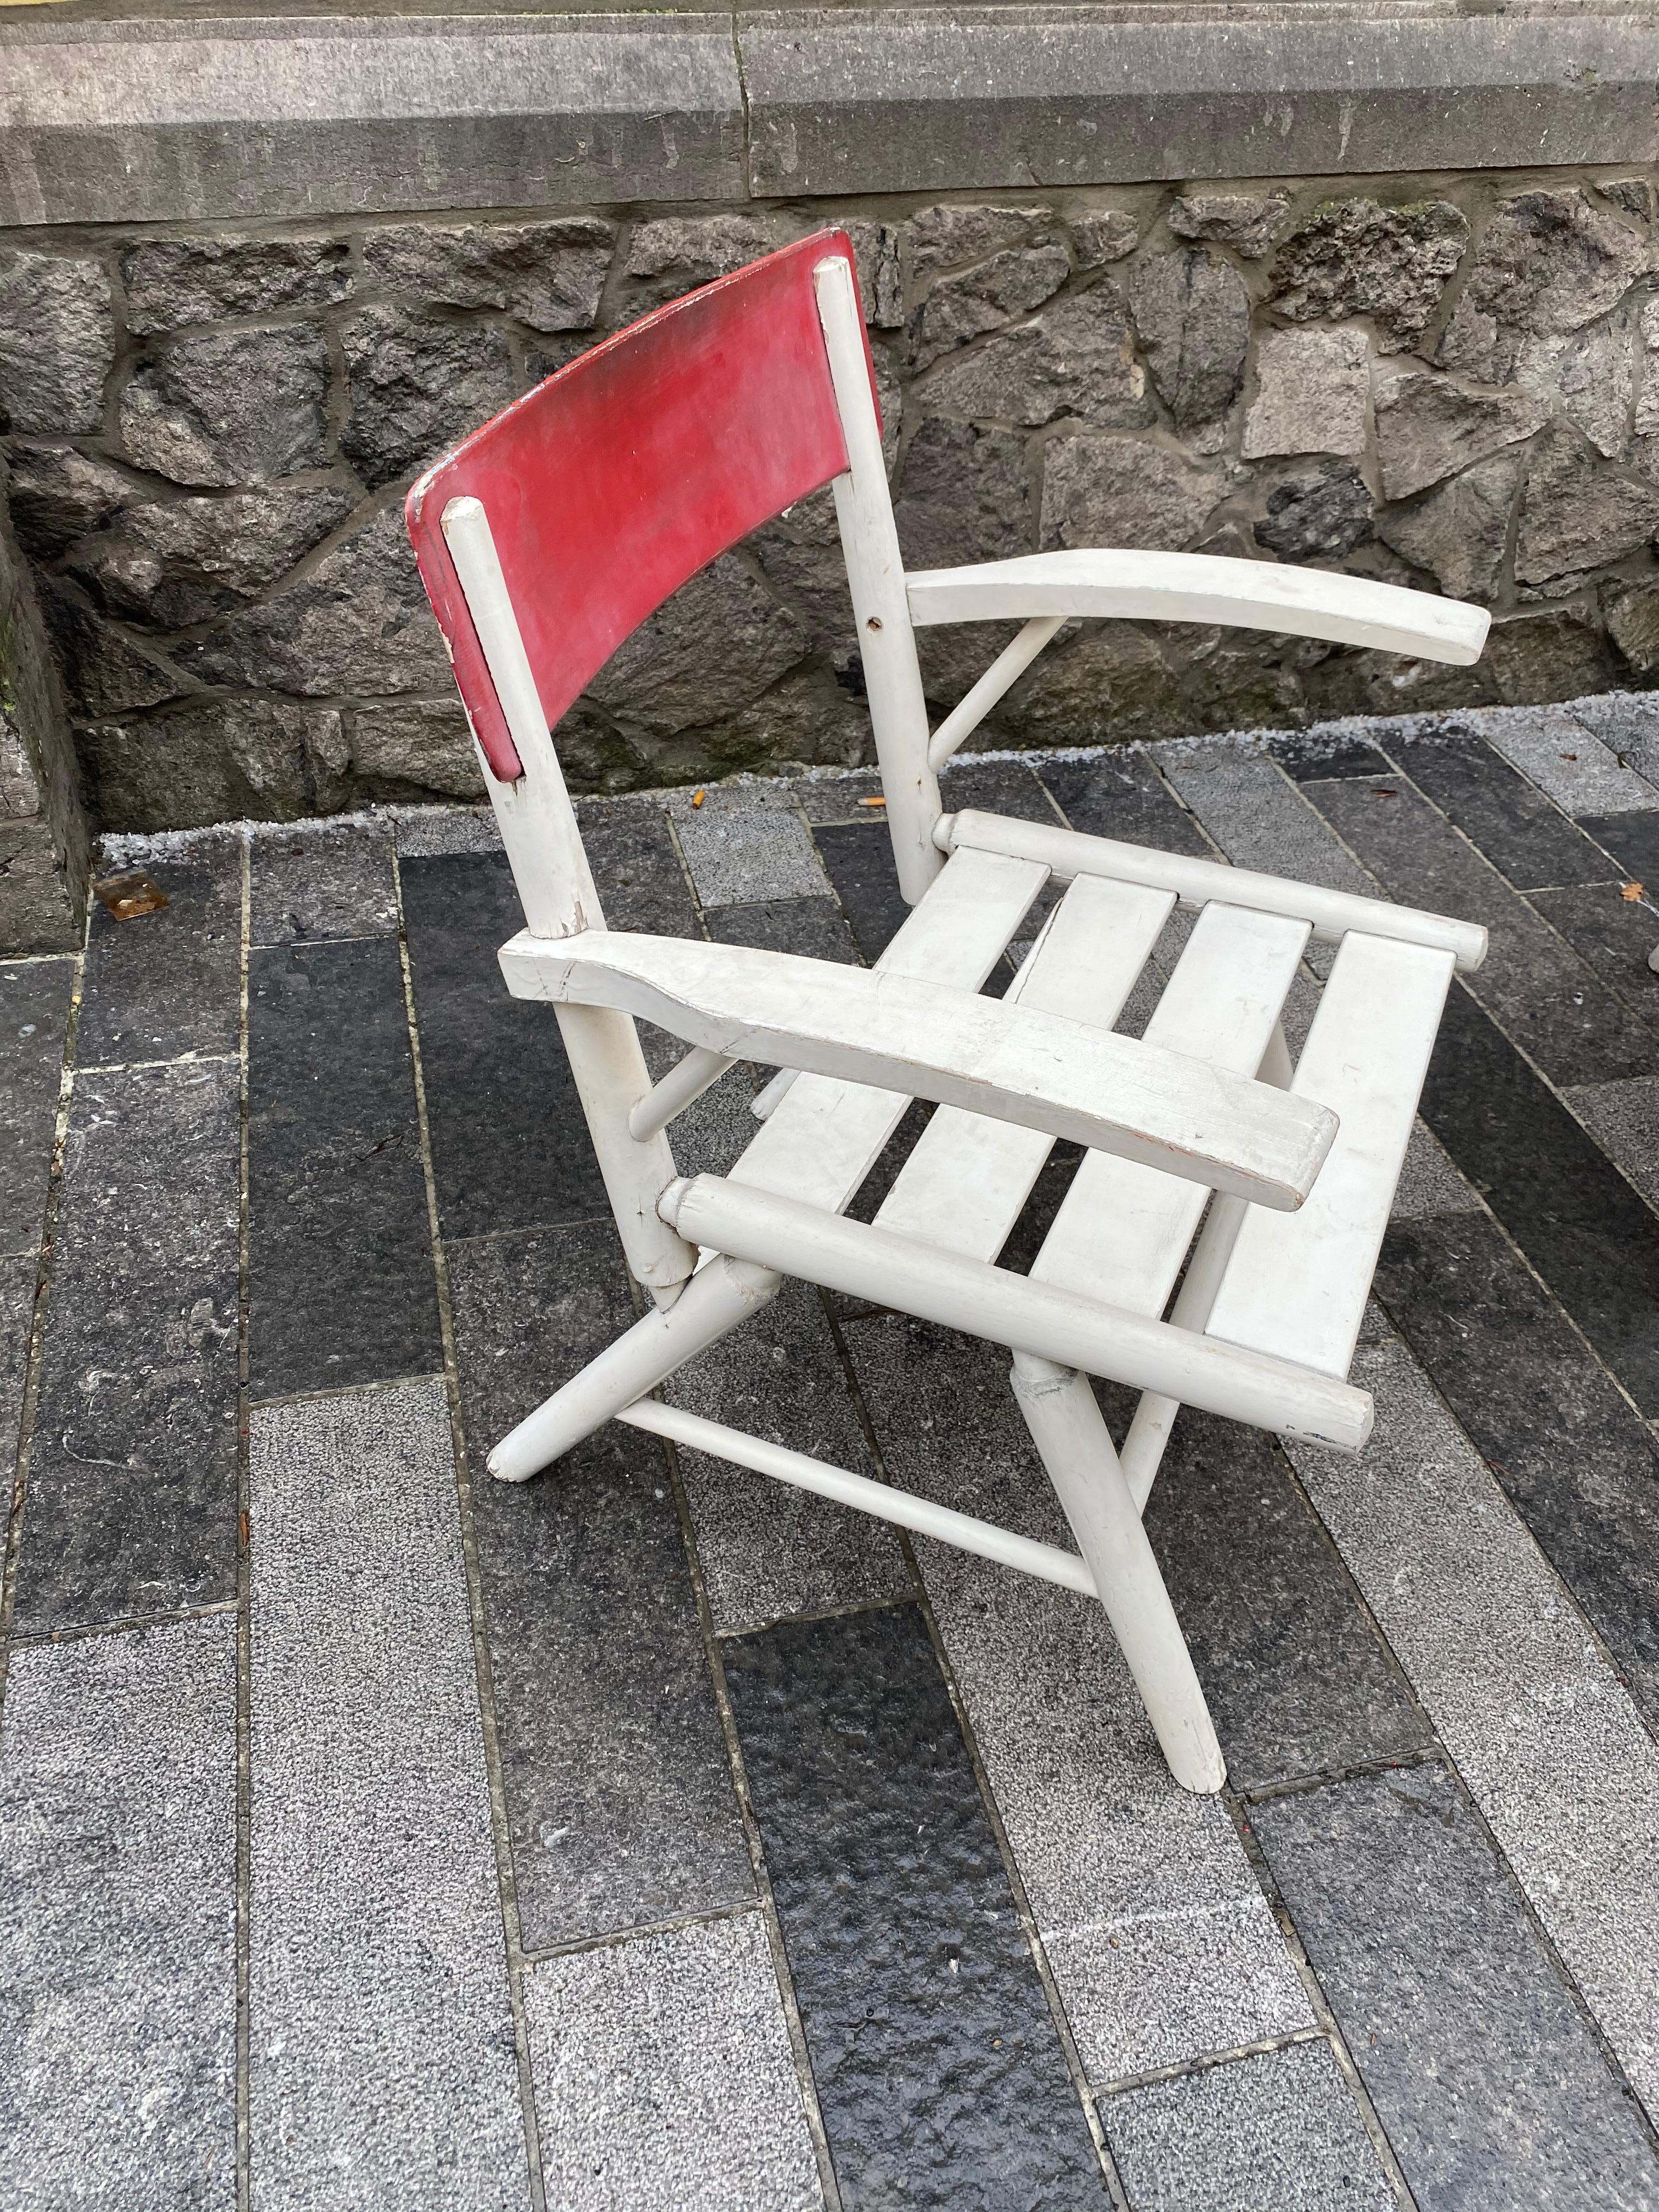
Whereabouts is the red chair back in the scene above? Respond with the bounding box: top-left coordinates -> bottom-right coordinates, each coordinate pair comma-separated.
406,230 -> 876,782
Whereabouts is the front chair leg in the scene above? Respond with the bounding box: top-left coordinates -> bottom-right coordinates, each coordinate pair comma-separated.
488,1253 -> 782,1482
1011,1352 -> 1225,1794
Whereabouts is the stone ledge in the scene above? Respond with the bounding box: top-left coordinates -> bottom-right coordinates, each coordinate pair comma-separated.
3,2 -> 1658,227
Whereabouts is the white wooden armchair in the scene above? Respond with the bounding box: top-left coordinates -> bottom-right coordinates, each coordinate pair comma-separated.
406,232 -> 1488,1793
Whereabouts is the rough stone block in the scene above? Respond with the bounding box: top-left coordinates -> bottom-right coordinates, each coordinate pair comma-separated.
584,553 -> 808,737
360,217 -> 615,331
1376,451 -> 1520,600
4,442 -> 144,561
1243,326 -> 1369,458
1006,625 -> 1187,744
179,504 -> 448,698
1268,196 -> 1469,351
1168,190 -> 1291,259
906,244 -> 1069,372
625,213 -> 782,308
0,458 -> 89,949
891,415 -> 1030,568
66,484 -> 358,629
1068,208 -> 1139,266
351,696 -> 482,799
1130,247 -> 1249,437
1516,420 -> 1659,584
1605,579 -> 1659,672
923,281 -> 1151,430
119,326 -> 330,487
1373,370 -> 1545,502
1040,432 -> 1221,551
1515,308 -> 1639,462
1440,188 -> 1654,383
906,202 -> 1056,278
36,581 -> 182,719
80,697 -> 348,830
1254,464 -> 1373,561
842,217 -> 904,326
340,305 -> 515,489
0,250 -> 114,436
120,234 -> 351,332
1485,608 -> 1613,706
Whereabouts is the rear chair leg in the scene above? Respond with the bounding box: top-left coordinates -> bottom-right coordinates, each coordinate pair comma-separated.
1011,1351 -> 1225,1793
488,1254 -> 782,1482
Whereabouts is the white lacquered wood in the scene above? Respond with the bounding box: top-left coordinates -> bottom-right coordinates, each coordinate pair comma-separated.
750,1065 -> 799,1120
1034,904 -> 1311,1313
658,1173 -> 1374,1452
1118,1190 -> 1250,1510
874,875 -> 1176,1261
926,616 -> 1067,770
616,1397 -> 1099,1598
939,808 -> 1489,972
628,1044 -> 734,1141
907,548 -> 1490,665
815,256 -> 943,905
1206,934 -> 1457,1380
1011,1352 -> 1224,1790
442,494 -> 697,1296
487,1250 -> 781,1481
501,923 -> 1339,1212
728,846 -> 1047,1212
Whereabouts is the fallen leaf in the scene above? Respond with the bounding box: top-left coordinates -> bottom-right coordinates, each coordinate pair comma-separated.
1370,786 -> 1398,798
691,788 -> 706,808
1560,752 -> 1578,763
857,795 -> 887,809
93,870 -> 170,921
1621,881 -> 1645,902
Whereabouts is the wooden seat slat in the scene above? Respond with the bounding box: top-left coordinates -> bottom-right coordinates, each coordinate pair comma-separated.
1205,934 -> 1455,1379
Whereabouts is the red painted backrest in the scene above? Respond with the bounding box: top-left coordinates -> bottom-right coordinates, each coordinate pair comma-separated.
406,231 -> 874,783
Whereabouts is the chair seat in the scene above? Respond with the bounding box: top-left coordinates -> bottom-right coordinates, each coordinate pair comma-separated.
731,830 -> 1456,1397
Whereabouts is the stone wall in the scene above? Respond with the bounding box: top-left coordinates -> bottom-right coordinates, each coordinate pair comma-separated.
0,449 -> 89,946
3,172 -> 1658,830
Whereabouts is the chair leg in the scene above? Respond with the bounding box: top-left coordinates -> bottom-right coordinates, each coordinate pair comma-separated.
1011,1351 -> 1225,1793
488,1254 -> 782,1482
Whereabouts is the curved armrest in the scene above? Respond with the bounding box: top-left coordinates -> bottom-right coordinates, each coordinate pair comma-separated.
499,927 -> 1337,1212
906,548 -> 1489,665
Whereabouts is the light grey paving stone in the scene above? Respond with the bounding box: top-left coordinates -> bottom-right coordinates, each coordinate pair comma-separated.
249,821 -> 398,945
843,1312 -> 1311,2083
1159,743 -> 1380,898
1567,693 -> 1659,783
1567,1074 -> 1659,1214
0,1613 -> 236,2212
249,1380 -> 527,2212
666,784 -> 828,905
393,805 -> 501,857
1355,1294 -> 1394,1345
1286,1339 -> 1659,2121
525,1911 -> 822,2212
1390,1118 -> 1481,1220
1102,2040 -> 1393,2212
668,1276 -> 910,1633
1479,705 -> 1659,817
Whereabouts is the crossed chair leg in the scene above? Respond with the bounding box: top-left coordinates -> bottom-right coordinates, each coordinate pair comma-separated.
486,1251 -> 1226,1793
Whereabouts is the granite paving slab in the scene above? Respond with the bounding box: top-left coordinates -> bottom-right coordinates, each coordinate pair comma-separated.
1383,725 -> 1616,891
810,819 -> 911,963
1577,810 -> 1659,889
16,1059 -> 239,1632
0,1615 -> 236,2212
1481,706 -> 1658,817
0,957 -> 72,1257
1034,749 -> 1215,854
1252,1763 -> 1659,2212
249,1381 -> 527,2212
707,893 -> 861,964
1567,1074 -> 1659,1214
1527,881 -> 1659,1030
247,934 -> 442,1401
524,1913 -> 823,2212
76,845 -> 241,1068
666,785 -> 827,907
579,796 -> 702,935
0,1250 -> 36,1475
447,1217 -> 753,1953
1389,1119 -> 1480,1220
249,822 -> 398,946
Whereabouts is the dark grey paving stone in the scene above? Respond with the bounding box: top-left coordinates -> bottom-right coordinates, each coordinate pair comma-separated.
1569,1075 -> 1659,1215
0,1614 -> 237,2212
939,754 -> 1060,823
1251,1764 -> 1659,2212
76,845 -> 241,1068
796,769 -> 884,822
524,1915 -> 823,2211
447,1217 -> 752,1953
811,820 -> 911,965
1160,746 -> 1378,898
579,795 -> 702,935
0,1251 -> 35,1479
248,936 -> 441,1401
1418,984 -> 1659,1414
1530,882 -> 1659,1032
393,806 -> 501,858
249,822 -> 398,946
1307,774 -> 1656,1087
249,1382 -> 527,2210
1103,2040 -> 1393,2212
16,1060 -> 239,1632
708,894 -> 860,964
399,850 -> 608,1239
1385,727 -> 1617,891
1579,810 -> 1659,888
1274,734 -> 1396,783
0,958 -> 72,1257
1035,751 -> 1214,854
1375,1210 -> 1659,1725
721,1602 -> 1110,2210
1147,1407 -> 1431,1795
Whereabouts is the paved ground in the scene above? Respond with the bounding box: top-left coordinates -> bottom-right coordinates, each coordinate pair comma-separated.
3,696 -> 1659,2211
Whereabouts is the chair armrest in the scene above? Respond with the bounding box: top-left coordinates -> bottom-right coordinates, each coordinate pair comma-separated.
498,928 -> 1338,1212
905,548 -> 1489,665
